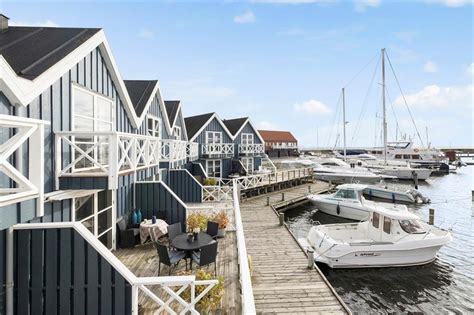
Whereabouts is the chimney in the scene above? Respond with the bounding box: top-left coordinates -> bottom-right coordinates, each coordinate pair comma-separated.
0,14 -> 9,32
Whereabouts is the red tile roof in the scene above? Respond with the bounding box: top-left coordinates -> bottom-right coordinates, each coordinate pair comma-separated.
258,130 -> 298,143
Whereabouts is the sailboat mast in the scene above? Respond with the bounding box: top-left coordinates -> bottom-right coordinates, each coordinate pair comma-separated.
342,88 -> 347,161
382,48 -> 387,165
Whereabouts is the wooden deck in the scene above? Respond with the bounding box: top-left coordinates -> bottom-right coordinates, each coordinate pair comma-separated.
240,182 -> 350,314
113,231 -> 240,314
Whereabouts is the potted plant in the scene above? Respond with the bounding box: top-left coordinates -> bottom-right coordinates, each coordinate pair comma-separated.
186,212 -> 209,233
213,211 -> 229,238
178,269 -> 225,312
203,177 -> 217,186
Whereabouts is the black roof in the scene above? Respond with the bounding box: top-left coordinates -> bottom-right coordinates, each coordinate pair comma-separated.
184,113 -> 214,139
164,100 -> 180,127
124,80 -> 157,117
0,26 -> 100,80
222,117 -> 248,136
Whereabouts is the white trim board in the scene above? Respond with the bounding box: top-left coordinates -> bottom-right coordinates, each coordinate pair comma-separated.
188,113 -> 234,142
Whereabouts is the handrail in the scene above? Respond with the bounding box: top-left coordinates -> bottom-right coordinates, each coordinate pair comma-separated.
11,222 -> 218,315
232,180 -> 256,314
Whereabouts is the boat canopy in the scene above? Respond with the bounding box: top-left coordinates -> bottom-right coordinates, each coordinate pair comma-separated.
369,205 -> 419,220
337,183 -> 368,191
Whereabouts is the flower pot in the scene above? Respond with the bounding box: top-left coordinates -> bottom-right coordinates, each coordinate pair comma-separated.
217,228 -> 226,238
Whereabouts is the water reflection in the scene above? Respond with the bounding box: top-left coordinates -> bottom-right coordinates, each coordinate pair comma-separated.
285,166 -> 474,313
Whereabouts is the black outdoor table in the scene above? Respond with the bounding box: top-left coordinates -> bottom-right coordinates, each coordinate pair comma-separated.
171,232 -> 215,252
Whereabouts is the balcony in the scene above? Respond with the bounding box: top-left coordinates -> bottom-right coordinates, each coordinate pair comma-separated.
0,115 -> 48,216
238,143 -> 265,156
55,131 -> 160,190
201,143 -> 234,158
187,142 -> 199,161
271,143 -> 298,150
160,139 -> 187,163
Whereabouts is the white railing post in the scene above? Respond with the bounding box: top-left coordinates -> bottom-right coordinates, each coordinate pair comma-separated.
108,134 -> 118,190
131,285 -> 139,315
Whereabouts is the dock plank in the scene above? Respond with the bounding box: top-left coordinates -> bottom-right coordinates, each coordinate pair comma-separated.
240,181 -> 350,314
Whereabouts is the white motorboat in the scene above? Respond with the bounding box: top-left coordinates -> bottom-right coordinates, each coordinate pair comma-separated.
298,208 -> 452,268
363,185 -> 429,204
367,164 -> 432,180
307,184 -> 410,221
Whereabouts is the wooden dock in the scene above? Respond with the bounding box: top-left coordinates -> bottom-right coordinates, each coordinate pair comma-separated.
240,181 -> 350,314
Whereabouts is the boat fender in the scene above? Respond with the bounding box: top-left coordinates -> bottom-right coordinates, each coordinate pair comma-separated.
337,204 -> 341,215
392,193 -> 395,203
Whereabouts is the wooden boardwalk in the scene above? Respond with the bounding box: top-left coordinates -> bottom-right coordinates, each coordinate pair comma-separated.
240,182 -> 350,314
113,231 -> 240,314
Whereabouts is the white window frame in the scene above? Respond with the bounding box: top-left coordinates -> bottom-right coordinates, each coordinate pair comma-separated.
71,84 -> 115,171
174,126 -> 181,140
206,159 -> 222,178
206,131 -> 222,144
241,133 -> 254,146
72,190 -> 116,250
147,114 -> 162,138
241,157 -> 254,173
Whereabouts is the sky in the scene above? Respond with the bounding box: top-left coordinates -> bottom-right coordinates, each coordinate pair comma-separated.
1,0 -> 473,148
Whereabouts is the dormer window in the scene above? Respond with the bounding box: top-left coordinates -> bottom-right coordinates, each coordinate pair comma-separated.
174,126 -> 181,140
206,131 -> 222,144
242,133 -> 254,146
147,115 -> 161,138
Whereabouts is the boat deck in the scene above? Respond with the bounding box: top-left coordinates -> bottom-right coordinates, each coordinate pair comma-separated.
240,182 -> 351,314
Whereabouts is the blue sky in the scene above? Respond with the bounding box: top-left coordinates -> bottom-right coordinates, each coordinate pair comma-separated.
2,0 -> 473,148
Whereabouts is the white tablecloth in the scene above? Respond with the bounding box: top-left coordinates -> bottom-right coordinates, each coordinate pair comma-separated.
139,220 -> 168,244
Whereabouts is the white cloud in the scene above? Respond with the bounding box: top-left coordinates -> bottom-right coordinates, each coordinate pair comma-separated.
294,99 -> 332,115
138,29 -> 154,39
389,46 -> 418,63
234,11 -> 256,24
394,31 -> 418,42
354,0 -> 381,12
256,120 -> 278,130
167,78 -> 235,100
10,19 -> 59,27
423,61 -> 438,73
394,84 -> 473,109
467,63 -> 474,76
425,0 -> 473,7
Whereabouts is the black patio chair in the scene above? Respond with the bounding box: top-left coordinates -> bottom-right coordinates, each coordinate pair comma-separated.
116,218 -> 140,248
168,222 -> 182,249
191,242 -> 218,275
206,221 -> 219,240
155,243 -> 186,276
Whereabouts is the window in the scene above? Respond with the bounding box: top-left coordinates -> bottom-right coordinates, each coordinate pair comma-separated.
383,217 -> 391,234
395,154 -> 402,159
403,155 -> 410,159
206,131 -> 222,144
206,160 -> 221,177
399,220 -> 425,234
74,190 -> 114,249
241,157 -> 254,173
147,115 -> 161,138
241,133 -> 254,146
372,212 -> 380,228
73,85 -> 114,168
334,189 -> 357,199
411,155 -> 420,160
174,126 -> 181,140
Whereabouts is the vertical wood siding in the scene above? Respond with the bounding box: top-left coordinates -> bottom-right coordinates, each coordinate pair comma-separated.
13,228 -> 132,315
167,170 -> 202,203
135,182 -> 186,230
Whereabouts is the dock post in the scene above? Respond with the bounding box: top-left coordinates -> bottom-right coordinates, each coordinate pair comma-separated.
281,192 -> 285,201
307,248 -> 314,269
308,185 -> 311,193
266,196 -> 270,206
279,212 -> 284,226
412,171 -> 419,190
429,208 -> 435,225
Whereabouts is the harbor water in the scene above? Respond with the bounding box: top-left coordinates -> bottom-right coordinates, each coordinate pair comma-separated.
285,166 -> 474,314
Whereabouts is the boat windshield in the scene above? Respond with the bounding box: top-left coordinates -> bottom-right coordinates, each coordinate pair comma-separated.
399,220 -> 426,234
334,189 -> 357,200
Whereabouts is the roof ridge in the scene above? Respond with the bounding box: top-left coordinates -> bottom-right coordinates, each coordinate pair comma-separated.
0,27 -> 43,51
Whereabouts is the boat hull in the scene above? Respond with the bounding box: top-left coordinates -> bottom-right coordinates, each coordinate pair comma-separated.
314,172 -> 387,184
308,196 -> 369,221
377,168 -> 432,180
363,187 -> 415,204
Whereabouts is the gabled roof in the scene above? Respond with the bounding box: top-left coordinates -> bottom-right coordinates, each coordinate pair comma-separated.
0,26 -> 100,80
164,100 -> 180,127
222,117 -> 248,136
259,130 -> 298,143
184,113 -> 214,140
124,80 -> 158,117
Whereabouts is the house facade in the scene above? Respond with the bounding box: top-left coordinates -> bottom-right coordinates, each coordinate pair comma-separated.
184,113 -> 235,179
0,19 -> 200,313
259,130 -> 299,158
223,117 -> 265,175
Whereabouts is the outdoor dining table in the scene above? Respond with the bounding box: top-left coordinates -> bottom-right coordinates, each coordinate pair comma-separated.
171,232 -> 215,253
139,219 -> 168,244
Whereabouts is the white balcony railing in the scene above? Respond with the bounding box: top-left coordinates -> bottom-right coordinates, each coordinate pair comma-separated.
187,142 -> 199,161
238,143 -> 264,155
160,139 -> 187,163
271,143 -> 298,149
202,143 -> 234,156
0,115 -> 48,216
55,131 -> 160,190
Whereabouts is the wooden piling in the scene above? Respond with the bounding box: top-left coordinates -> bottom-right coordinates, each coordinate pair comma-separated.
412,171 -> 419,190
429,208 -> 435,225
279,212 -> 284,226
281,192 -> 285,201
